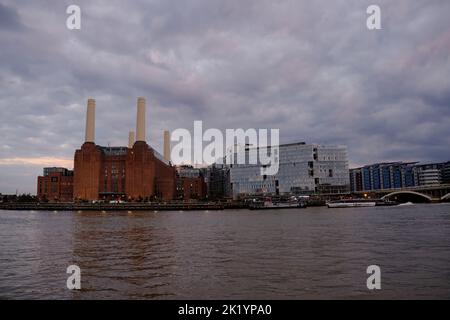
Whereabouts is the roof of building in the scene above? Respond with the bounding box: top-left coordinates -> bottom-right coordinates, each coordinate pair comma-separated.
350,161 -> 419,170
96,144 -> 171,166
99,146 -> 128,156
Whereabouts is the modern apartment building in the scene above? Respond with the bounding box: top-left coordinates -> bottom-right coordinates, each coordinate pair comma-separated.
442,162 -> 450,184
414,163 -> 444,186
350,161 -> 450,192
350,162 -> 417,192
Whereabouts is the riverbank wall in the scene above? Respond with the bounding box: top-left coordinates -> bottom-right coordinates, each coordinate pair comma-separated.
0,202 -> 228,211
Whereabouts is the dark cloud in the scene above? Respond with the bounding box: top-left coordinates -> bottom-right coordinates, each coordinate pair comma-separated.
0,2 -> 25,30
1,0 -> 450,193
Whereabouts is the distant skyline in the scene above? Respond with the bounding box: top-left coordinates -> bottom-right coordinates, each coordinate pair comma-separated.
1,0 -> 450,194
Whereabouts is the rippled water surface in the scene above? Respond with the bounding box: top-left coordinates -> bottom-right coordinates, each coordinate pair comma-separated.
1,204 -> 450,299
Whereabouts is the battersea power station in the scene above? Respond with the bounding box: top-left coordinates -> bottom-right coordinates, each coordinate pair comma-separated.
74,97 -> 176,201
36,97 -> 209,202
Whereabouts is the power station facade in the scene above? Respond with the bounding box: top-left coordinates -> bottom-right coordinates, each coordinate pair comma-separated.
73,97 -> 176,201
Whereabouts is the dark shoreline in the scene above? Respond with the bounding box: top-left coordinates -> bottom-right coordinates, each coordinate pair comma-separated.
0,201 -> 328,211
4,199 -> 432,211
0,202 -> 230,211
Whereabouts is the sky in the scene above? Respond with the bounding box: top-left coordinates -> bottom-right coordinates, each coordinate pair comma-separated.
1,0 -> 450,194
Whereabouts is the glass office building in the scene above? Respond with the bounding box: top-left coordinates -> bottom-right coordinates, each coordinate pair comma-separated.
226,142 -> 350,199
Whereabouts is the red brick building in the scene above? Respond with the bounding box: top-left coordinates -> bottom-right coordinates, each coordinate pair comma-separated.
73,97 -> 176,202
175,166 -> 207,201
177,177 -> 207,201
37,167 -> 74,202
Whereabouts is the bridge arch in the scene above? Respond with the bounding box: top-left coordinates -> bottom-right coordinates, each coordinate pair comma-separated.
442,193 -> 450,201
381,191 -> 432,202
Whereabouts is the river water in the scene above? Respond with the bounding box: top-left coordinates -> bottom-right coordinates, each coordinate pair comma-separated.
0,203 -> 449,299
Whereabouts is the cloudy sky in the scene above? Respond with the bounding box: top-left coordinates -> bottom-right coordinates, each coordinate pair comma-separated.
1,0 -> 449,194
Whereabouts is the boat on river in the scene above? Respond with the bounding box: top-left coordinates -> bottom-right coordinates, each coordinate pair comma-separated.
398,201 -> 415,206
249,197 -> 307,210
327,199 -> 377,208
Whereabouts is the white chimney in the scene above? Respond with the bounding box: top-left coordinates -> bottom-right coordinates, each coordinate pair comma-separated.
85,98 -> 95,143
136,97 -> 146,142
163,130 -> 170,162
128,131 -> 135,148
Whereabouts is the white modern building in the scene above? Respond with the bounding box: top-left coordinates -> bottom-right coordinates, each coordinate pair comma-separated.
226,142 -> 350,199
415,163 -> 443,186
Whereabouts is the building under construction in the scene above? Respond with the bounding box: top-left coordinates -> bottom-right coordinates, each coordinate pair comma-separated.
73,97 -> 176,201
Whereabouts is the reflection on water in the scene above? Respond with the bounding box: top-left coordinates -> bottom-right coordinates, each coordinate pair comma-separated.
70,211 -> 177,299
1,204 -> 450,299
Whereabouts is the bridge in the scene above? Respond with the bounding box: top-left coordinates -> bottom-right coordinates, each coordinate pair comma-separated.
352,184 -> 450,203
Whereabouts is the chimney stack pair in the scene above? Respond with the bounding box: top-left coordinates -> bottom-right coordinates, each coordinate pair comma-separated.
83,98 -> 170,160
84,97 -> 146,144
